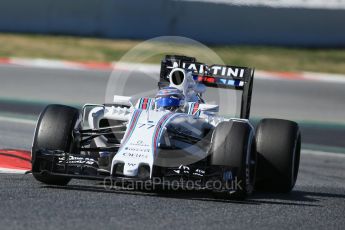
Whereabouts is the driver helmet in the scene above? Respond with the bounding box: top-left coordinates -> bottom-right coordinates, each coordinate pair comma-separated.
155,87 -> 185,111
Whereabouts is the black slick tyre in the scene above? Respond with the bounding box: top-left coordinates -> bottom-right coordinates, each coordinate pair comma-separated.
210,121 -> 256,199
32,104 -> 79,185
255,118 -> 301,192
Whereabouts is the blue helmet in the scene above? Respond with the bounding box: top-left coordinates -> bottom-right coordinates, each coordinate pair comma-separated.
155,87 -> 184,111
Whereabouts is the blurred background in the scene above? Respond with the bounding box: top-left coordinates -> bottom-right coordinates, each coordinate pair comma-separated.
1,0 -> 345,47
0,0 -> 345,72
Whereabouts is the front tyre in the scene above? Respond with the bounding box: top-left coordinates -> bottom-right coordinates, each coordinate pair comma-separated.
255,119 -> 301,192
210,121 -> 256,200
32,104 -> 79,185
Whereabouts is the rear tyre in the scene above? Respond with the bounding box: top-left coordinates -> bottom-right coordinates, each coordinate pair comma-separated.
32,104 -> 79,185
255,119 -> 301,192
210,121 -> 256,200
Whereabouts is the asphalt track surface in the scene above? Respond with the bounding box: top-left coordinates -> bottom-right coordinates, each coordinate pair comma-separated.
0,65 -> 344,229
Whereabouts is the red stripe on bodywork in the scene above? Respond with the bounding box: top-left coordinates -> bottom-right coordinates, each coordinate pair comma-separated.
119,110 -> 141,150
192,103 -> 199,114
142,98 -> 148,109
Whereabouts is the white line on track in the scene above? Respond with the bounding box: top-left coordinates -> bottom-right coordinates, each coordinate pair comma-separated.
0,167 -> 29,174
302,149 -> 345,158
0,116 -> 36,125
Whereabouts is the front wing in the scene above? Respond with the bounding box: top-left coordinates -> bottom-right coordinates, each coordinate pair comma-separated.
33,149 -> 241,192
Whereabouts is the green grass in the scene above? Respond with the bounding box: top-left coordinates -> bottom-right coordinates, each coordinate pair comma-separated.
1,33 -> 345,74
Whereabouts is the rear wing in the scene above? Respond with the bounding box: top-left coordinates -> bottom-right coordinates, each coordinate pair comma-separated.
159,55 -> 255,119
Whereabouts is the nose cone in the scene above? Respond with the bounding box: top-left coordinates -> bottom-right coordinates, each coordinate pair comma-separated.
116,162 -> 150,178
123,162 -> 139,177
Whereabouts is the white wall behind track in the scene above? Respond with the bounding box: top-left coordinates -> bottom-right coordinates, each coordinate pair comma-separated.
1,0 -> 345,46
185,0 -> 345,9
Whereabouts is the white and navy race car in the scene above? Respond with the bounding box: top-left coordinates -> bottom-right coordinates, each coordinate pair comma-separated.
31,55 -> 301,199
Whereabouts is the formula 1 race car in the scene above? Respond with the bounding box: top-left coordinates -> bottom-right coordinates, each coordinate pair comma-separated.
31,55 -> 301,199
